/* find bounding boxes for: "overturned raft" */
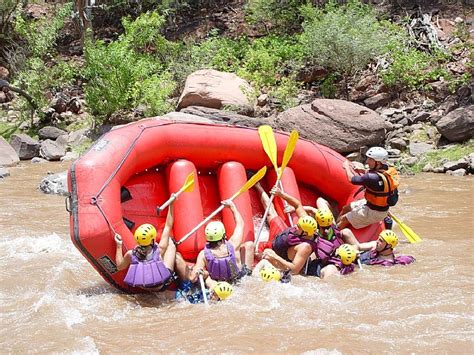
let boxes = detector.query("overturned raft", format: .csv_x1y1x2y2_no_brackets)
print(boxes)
68,119,381,292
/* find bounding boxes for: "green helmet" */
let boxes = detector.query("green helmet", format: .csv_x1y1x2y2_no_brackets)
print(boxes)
205,221,225,242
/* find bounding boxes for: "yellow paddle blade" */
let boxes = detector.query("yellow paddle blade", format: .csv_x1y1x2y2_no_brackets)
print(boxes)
389,213,422,243
230,166,267,200
258,125,278,172
277,130,299,180
181,172,195,193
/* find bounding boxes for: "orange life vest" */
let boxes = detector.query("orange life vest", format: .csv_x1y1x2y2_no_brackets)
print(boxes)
364,167,400,208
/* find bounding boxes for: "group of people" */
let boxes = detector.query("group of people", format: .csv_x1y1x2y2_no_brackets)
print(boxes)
114,147,415,303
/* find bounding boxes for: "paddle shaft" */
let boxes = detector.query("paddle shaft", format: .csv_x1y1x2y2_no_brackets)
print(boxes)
177,204,225,246
278,180,294,227
254,191,277,251
198,274,209,306
157,193,179,214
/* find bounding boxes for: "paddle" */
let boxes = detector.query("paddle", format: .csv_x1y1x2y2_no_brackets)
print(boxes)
258,126,297,226
157,172,195,214
198,273,209,306
255,128,299,249
176,166,267,246
388,212,422,243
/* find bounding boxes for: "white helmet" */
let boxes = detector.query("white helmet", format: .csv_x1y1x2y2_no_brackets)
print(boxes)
366,147,388,163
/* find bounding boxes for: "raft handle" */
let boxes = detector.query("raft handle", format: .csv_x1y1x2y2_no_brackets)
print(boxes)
65,195,71,213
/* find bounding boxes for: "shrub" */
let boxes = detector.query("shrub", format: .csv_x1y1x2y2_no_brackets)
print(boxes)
245,0,305,33
83,11,177,122
300,0,390,78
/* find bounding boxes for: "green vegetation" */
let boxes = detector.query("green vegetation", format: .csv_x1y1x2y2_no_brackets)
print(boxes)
407,139,474,173
0,0,471,145
300,1,389,80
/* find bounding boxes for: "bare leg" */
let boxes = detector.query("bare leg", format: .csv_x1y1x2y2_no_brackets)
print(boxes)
174,252,190,280
240,240,255,269
255,182,279,222
162,240,177,271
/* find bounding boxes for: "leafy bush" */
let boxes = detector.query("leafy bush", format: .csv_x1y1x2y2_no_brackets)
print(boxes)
83,11,177,121
300,0,390,78
245,0,305,33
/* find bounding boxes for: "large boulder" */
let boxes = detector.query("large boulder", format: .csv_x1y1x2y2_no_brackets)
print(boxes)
0,136,20,167
436,105,474,142
39,171,68,196
274,99,386,153
177,69,254,115
180,106,268,127
38,126,68,140
10,133,40,159
39,139,66,161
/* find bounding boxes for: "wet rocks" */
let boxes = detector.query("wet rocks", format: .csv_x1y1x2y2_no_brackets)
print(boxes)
0,136,20,167
10,134,40,160
39,171,68,196
0,167,10,178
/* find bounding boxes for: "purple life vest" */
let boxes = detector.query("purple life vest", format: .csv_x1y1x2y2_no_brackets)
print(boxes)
272,227,318,261
204,240,241,282
315,225,343,263
359,250,416,266
328,256,355,275
124,244,172,288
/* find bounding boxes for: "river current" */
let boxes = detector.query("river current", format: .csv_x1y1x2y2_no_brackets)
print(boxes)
1,162,473,353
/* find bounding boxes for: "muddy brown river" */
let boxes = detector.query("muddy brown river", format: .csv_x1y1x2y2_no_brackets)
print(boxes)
1,162,473,353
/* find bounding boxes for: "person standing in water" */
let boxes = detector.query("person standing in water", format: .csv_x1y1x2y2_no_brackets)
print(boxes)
114,204,188,291
190,200,247,292
338,147,399,230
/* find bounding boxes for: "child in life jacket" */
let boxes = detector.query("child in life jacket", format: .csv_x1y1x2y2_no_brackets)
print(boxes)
190,200,246,290
176,280,234,303
115,204,187,291
358,230,416,266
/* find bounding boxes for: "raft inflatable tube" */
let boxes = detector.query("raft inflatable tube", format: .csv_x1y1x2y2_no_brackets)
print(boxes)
68,119,382,292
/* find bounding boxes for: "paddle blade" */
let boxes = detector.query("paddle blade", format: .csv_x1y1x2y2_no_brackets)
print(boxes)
230,166,267,200
258,125,278,172
277,130,299,179
182,172,195,193
390,213,422,243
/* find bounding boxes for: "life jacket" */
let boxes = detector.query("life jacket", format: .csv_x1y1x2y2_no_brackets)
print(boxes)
364,167,400,208
204,240,241,282
327,256,355,275
124,244,172,288
272,227,318,261
315,225,343,264
359,250,415,266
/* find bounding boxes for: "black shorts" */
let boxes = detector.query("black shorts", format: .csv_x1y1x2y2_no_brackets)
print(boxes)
306,260,324,278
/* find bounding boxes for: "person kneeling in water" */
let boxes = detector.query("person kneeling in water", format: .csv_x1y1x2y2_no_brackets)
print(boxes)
357,230,415,266
190,200,247,290
115,205,187,291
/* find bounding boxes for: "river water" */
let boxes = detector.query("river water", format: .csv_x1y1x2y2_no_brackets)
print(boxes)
1,162,473,353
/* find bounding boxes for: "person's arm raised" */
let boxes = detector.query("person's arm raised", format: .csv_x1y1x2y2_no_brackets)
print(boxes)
224,200,244,250
159,204,174,254
271,186,307,218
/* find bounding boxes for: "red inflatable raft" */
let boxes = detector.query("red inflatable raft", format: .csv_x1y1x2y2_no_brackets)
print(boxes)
68,119,381,292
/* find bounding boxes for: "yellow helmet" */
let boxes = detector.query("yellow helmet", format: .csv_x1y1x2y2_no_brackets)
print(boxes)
134,224,156,246
205,221,226,242
315,209,334,227
213,281,233,300
259,266,281,282
297,216,318,236
379,230,398,249
335,244,357,265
